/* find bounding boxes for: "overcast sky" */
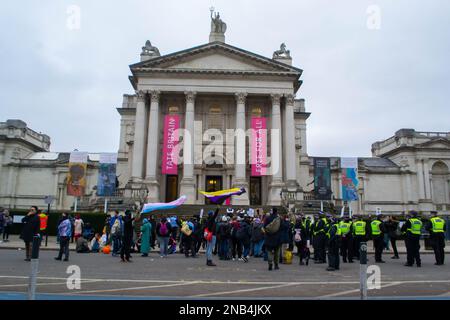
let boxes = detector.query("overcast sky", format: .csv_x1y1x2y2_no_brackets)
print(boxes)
1,0,449,157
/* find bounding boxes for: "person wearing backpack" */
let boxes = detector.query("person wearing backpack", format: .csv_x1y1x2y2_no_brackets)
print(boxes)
110,212,123,256
181,220,195,257
263,207,282,271
230,216,243,261
238,215,252,262
251,218,265,258
156,217,172,258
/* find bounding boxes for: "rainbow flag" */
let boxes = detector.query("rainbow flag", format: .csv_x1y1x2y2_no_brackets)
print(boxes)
199,187,246,205
141,195,187,213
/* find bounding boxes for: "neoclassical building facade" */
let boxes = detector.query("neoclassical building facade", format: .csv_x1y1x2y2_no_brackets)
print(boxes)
0,19,449,214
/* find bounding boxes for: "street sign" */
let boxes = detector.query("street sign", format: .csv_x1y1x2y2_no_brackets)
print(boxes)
44,195,55,205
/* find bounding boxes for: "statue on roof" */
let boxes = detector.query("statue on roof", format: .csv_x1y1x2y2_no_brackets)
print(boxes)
273,43,291,59
210,7,227,34
141,40,160,57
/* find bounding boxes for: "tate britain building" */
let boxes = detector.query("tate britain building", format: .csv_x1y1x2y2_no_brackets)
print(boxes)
1,17,449,215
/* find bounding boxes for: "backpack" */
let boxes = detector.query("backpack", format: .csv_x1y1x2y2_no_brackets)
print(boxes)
181,223,192,236
160,222,169,236
236,223,249,240
264,216,281,234
111,220,121,236
294,229,302,243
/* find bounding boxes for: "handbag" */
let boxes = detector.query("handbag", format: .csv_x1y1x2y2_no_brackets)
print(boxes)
204,228,213,241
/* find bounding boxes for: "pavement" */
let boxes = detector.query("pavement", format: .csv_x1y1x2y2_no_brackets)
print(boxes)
1,235,449,254
1,245,450,300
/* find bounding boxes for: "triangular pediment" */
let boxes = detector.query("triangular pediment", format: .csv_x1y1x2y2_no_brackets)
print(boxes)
130,42,302,75
417,138,450,149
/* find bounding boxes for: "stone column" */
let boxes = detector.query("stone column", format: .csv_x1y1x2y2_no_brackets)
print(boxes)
268,93,284,205
284,94,298,190
423,160,432,199
145,90,161,202
233,92,249,205
131,90,146,182
180,91,196,204
416,159,425,200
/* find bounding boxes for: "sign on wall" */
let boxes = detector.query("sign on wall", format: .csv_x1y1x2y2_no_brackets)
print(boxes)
162,114,180,175
67,152,88,197
97,153,118,196
341,157,359,201
251,117,267,176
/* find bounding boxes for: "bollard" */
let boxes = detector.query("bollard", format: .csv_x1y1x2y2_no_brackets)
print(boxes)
359,241,368,300
28,235,40,300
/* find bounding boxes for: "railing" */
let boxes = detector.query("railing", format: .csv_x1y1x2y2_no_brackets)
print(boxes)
303,191,316,201
417,131,449,138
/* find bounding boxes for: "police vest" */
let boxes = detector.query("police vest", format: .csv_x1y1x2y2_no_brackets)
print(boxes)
430,217,445,233
408,218,422,235
326,224,341,238
371,220,382,236
314,218,328,235
353,221,366,236
39,214,48,231
338,222,351,235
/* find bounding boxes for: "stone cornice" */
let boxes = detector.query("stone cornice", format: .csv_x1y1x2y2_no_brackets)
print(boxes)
132,68,300,77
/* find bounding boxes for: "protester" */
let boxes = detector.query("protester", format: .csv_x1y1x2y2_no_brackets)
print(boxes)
263,207,281,271
90,233,101,252
237,215,252,262
120,210,134,262
217,215,231,260
251,217,264,258
156,217,172,257
205,208,219,266
76,236,90,253
2,210,12,242
230,216,242,261
20,206,41,261
73,215,84,241
181,219,195,257
0,208,5,242
55,213,71,261
140,218,152,257
385,216,400,259
110,211,123,256
279,214,291,264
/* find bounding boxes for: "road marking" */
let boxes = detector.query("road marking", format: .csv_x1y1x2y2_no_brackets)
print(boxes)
318,281,403,298
0,280,101,288
191,283,301,297
71,281,199,294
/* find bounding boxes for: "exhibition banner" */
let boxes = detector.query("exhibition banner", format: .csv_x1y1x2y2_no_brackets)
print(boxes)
251,117,267,176
162,114,180,175
97,153,117,196
67,152,88,197
341,157,359,201
313,157,332,200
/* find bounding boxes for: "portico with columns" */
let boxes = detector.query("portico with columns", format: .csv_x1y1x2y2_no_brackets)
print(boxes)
116,14,307,206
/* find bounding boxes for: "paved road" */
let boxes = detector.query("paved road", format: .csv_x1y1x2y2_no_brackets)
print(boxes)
1,250,449,300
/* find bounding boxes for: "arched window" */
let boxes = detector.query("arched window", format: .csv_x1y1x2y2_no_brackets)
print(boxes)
431,161,449,206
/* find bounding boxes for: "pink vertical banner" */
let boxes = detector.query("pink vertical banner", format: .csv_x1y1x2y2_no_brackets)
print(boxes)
251,117,267,176
162,114,180,175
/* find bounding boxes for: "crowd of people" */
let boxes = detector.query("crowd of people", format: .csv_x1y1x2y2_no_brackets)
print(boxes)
15,206,448,270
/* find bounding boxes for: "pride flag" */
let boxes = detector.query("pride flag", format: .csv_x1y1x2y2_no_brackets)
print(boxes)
199,187,246,205
141,195,187,213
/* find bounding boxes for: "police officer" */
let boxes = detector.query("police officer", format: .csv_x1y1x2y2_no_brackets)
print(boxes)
352,214,370,260
313,212,328,264
339,216,353,263
371,213,386,263
426,211,446,265
326,217,341,271
312,214,319,262
401,211,422,267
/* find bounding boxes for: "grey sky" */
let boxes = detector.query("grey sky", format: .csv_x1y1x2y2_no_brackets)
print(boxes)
1,0,449,157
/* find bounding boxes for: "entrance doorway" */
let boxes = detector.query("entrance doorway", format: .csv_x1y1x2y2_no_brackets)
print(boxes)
205,175,223,204
250,177,262,205
165,175,178,202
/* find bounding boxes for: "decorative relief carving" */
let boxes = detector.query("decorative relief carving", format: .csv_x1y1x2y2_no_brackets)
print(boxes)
185,91,197,104
149,90,160,103
285,94,295,105
135,90,146,102
270,93,281,105
235,92,247,104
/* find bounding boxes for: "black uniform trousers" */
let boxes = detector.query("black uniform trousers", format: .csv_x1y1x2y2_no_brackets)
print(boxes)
120,236,132,261
327,241,340,270
405,235,421,266
431,233,445,265
340,235,353,262
316,233,327,263
373,235,384,262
